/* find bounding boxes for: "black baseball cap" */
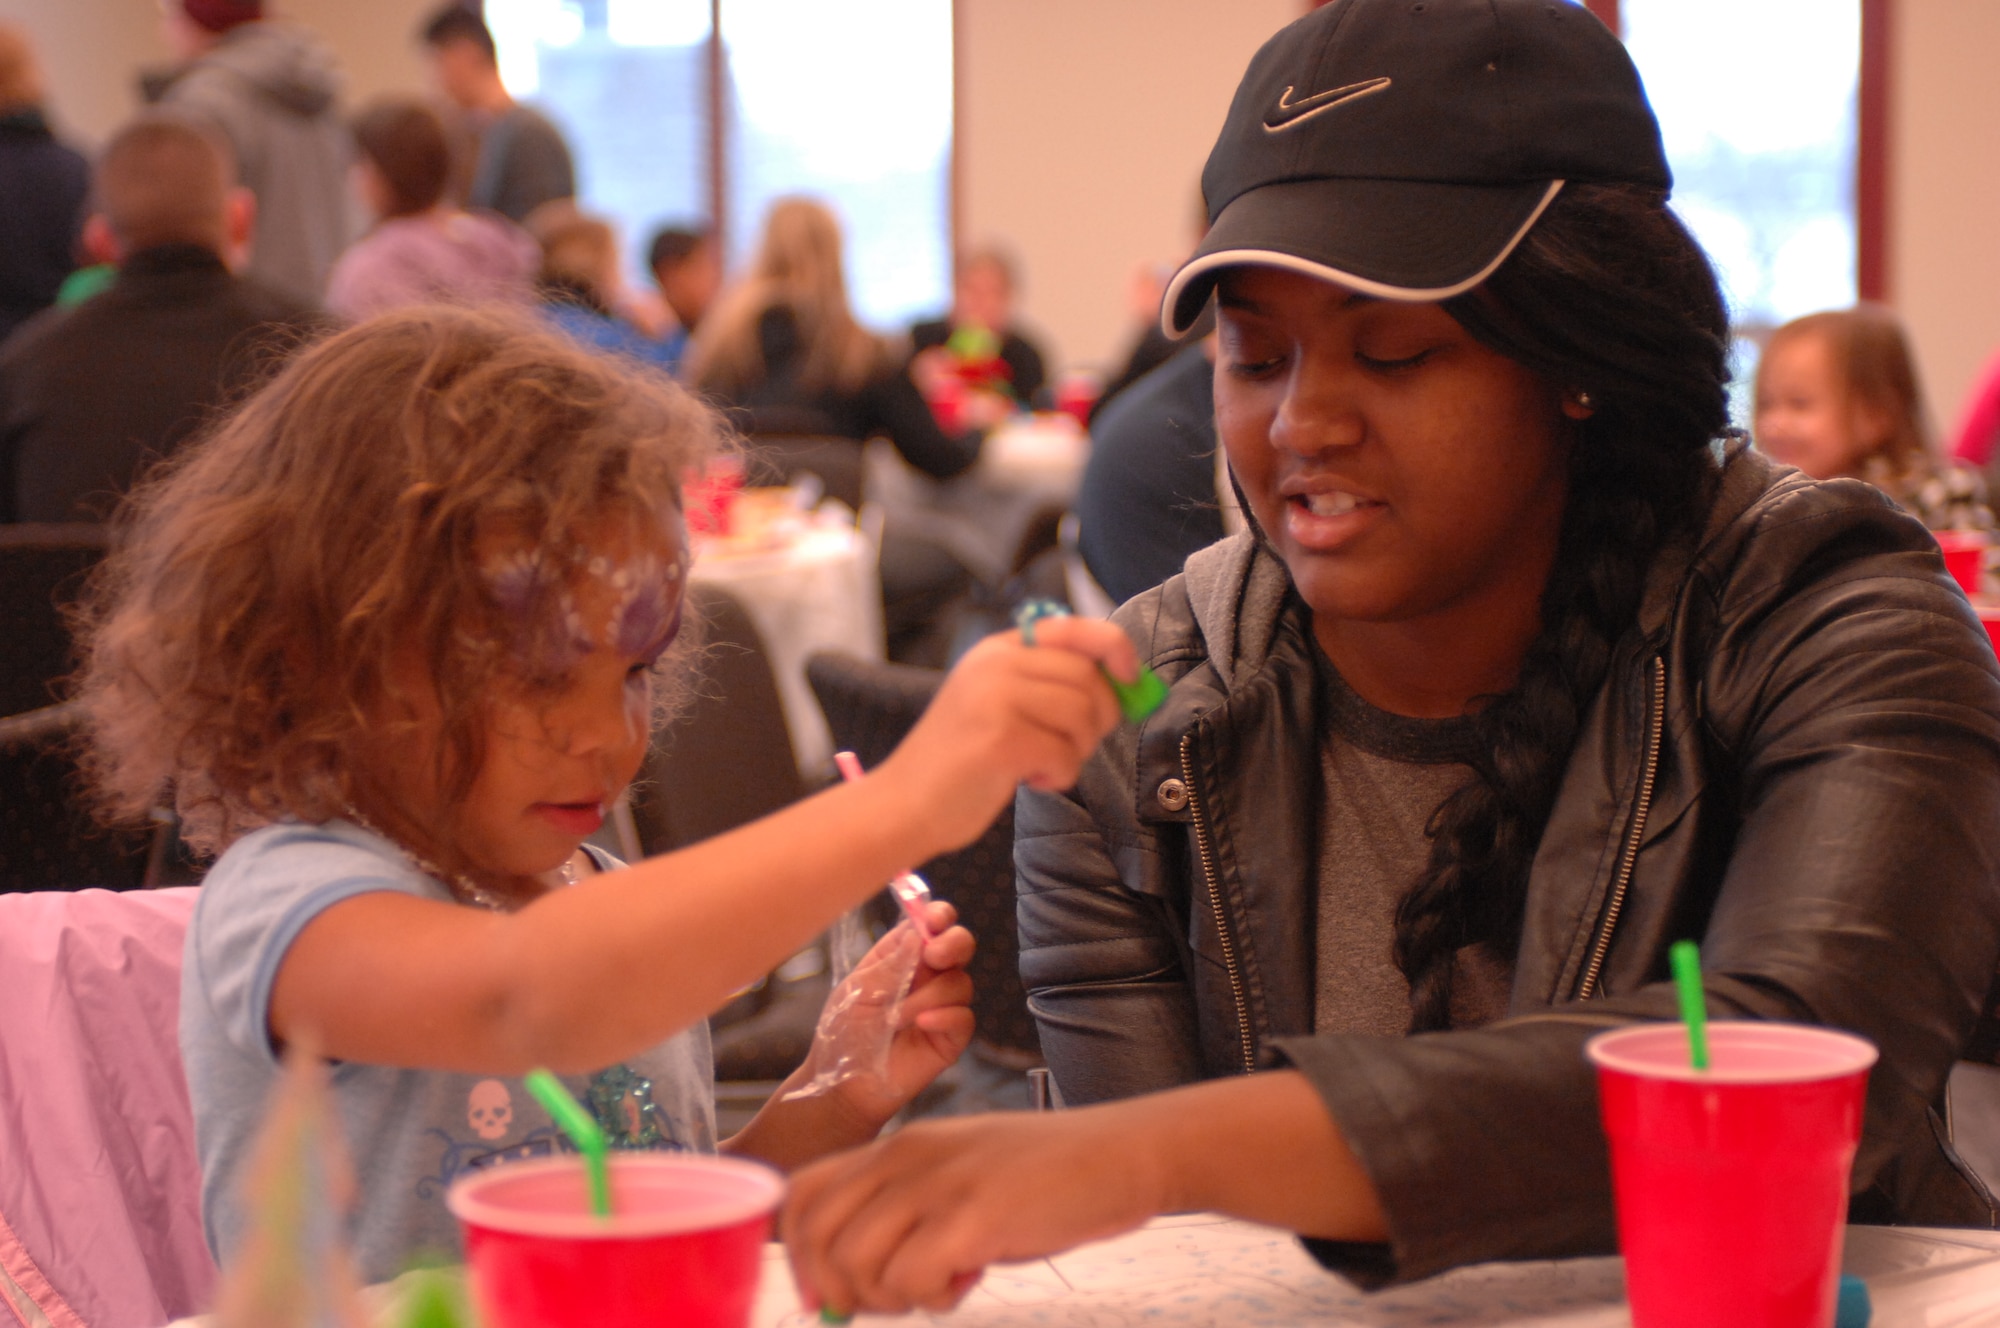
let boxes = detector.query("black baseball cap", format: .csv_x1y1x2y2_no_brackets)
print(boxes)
1163,0,1669,335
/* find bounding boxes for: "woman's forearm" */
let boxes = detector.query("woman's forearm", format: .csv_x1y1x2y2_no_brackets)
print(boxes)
1127,1070,1388,1242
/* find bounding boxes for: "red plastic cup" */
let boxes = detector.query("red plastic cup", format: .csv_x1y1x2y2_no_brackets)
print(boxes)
448,1153,784,1328
1588,1023,1876,1328
1934,529,1987,597
1979,608,2000,657
685,458,747,537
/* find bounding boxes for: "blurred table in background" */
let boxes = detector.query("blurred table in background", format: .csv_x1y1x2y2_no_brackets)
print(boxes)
867,413,1089,584
690,504,883,781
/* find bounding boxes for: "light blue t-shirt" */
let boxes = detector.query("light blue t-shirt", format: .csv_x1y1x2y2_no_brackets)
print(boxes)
181,820,716,1283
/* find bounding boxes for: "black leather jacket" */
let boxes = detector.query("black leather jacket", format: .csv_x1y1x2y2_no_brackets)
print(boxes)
1016,446,2000,1284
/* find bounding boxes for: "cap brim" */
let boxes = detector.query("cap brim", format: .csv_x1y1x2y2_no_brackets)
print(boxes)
1163,177,1564,335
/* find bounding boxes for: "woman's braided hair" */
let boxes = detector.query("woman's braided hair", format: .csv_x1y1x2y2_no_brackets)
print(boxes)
1392,183,1734,1032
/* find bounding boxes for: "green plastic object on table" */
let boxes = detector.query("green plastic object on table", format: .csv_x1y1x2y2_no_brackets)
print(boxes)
1012,599,1167,724
397,1268,472,1328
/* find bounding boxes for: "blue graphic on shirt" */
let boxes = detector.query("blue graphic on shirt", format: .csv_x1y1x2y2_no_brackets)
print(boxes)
416,1069,691,1202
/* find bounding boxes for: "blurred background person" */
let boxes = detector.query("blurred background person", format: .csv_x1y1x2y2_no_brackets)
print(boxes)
0,24,88,345
909,244,1048,408
691,196,980,477
326,97,537,322
1754,304,1993,535
1073,335,1234,607
0,115,319,524
532,205,679,371
146,0,353,306
647,222,722,362
689,196,984,662
421,4,573,225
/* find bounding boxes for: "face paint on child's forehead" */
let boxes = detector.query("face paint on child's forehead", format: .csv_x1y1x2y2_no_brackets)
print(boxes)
591,548,685,659
481,541,687,674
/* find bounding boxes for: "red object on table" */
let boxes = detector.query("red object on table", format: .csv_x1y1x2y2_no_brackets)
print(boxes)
1934,529,1987,597
1055,373,1100,428
1590,1022,1875,1328
451,1155,782,1328
685,460,745,536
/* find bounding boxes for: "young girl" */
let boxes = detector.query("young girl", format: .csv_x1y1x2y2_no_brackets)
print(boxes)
1754,304,1995,537
70,304,1134,1282
781,0,2000,1315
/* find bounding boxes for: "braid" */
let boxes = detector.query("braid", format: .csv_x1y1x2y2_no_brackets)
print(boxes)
1392,184,1730,1032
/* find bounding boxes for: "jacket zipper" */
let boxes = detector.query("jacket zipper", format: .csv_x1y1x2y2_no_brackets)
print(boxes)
1576,654,1667,1000
1181,732,1257,1074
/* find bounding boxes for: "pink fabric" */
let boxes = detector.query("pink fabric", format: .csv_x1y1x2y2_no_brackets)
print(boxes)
1951,350,2000,467
0,889,216,1328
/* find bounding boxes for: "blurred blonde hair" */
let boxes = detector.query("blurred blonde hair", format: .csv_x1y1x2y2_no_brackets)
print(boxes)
0,24,45,109
1760,304,1935,493
687,195,885,398
72,305,722,862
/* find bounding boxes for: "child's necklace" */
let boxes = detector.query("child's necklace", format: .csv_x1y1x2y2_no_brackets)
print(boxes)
340,806,579,912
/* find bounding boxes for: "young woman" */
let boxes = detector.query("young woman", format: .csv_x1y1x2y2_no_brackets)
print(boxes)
780,0,2000,1314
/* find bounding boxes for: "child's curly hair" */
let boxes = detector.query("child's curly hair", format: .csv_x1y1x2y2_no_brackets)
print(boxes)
72,305,724,858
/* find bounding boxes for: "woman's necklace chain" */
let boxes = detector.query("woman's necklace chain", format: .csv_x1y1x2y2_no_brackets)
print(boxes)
340,806,578,912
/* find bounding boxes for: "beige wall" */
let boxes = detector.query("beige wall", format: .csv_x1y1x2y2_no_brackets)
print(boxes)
955,0,1299,377
1888,1,2000,445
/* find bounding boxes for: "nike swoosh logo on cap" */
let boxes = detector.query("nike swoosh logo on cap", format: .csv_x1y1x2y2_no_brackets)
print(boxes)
1263,77,1392,132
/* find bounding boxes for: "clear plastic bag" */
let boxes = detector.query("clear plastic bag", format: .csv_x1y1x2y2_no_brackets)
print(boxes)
781,909,926,1101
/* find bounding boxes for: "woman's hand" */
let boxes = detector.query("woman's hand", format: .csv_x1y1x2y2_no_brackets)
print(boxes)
874,617,1137,863
811,901,976,1131
780,1071,1390,1316
782,1106,1166,1316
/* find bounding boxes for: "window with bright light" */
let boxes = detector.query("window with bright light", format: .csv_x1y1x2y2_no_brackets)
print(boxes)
1624,0,1859,329
482,0,953,329
1620,0,1859,420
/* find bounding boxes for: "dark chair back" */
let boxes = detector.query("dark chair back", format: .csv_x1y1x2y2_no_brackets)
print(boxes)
0,702,156,892
806,651,1042,1061
0,524,110,717
744,436,866,511
629,583,804,854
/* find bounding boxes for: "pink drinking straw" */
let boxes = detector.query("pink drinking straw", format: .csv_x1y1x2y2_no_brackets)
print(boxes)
833,750,934,939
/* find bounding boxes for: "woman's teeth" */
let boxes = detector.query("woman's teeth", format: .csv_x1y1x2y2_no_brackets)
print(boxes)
1300,491,1371,517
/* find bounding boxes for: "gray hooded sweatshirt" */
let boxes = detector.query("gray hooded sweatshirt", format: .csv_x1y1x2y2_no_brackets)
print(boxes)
153,21,354,305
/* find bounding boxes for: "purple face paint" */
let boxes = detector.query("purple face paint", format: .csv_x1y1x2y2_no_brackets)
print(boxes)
482,537,688,678
483,547,593,678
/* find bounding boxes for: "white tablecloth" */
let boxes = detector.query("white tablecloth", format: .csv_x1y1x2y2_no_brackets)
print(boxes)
864,414,1090,583
690,521,884,781
165,1214,2000,1328
750,1213,2000,1327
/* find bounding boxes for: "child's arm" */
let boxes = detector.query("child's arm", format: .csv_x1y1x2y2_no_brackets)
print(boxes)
268,618,1134,1076
723,900,976,1171
779,1071,1389,1317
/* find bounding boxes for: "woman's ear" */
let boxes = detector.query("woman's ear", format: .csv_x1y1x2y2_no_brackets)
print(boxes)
1560,389,1597,421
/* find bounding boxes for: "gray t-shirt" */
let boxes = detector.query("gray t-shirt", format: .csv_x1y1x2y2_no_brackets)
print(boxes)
468,104,575,224
181,819,715,1283
1311,652,1515,1037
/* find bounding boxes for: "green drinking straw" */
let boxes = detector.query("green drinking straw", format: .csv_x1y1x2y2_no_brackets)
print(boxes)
524,1068,612,1217
1669,939,1711,1071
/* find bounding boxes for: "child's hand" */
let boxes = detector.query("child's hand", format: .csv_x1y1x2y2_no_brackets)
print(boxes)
809,900,975,1131
781,1106,1161,1317
876,617,1139,861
